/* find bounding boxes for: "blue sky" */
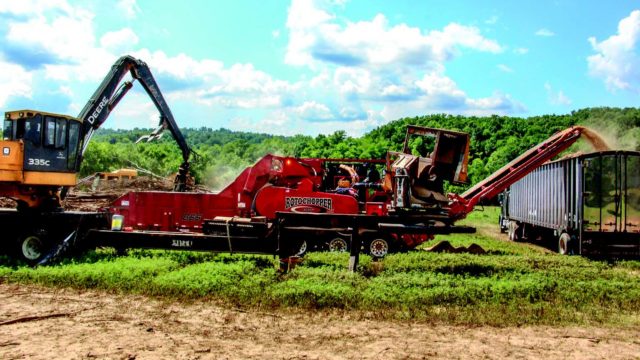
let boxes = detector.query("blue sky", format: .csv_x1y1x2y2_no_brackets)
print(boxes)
1,0,639,136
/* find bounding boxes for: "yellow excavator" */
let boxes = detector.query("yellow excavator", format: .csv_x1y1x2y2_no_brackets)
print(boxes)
0,56,193,211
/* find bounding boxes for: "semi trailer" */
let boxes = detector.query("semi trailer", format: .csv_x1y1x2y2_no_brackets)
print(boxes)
500,151,640,257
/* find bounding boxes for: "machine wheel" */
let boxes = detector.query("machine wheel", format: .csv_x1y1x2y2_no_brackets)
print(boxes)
558,233,572,255
296,240,307,256
368,238,390,258
507,221,520,241
328,237,348,252
18,233,49,264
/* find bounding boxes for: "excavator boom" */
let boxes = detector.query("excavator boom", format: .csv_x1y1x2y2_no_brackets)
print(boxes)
76,55,192,190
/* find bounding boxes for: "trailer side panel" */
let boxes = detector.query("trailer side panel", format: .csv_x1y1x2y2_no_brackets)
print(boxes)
504,151,640,257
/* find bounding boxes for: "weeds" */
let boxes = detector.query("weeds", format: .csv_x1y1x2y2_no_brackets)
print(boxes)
0,206,639,325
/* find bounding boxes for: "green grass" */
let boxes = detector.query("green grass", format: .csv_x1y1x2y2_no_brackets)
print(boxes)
1,206,639,326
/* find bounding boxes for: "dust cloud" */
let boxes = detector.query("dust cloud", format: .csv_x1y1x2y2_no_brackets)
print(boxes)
579,120,640,151
576,126,610,151
203,164,249,191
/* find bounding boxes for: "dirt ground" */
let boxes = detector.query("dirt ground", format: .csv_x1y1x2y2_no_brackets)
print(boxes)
1,284,639,360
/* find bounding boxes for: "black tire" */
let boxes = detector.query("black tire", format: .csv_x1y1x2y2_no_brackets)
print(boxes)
367,238,391,258
295,240,307,256
16,232,50,265
558,233,572,255
328,237,348,252
507,221,520,241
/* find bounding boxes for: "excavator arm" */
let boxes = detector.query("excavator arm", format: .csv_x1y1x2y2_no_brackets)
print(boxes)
448,126,609,220
76,55,192,191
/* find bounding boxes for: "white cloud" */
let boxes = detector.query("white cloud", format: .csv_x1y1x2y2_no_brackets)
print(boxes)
406,71,526,115
133,49,225,80
514,47,529,55
132,50,299,108
244,111,382,136
0,1,74,15
281,0,520,124
0,60,32,107
98,91,158,129
5,5,96,62
535,28,555,37
117,0,140,19
432,23,503,55
466,92,526,114
544,82,572,106
294,101,334,121
415,71,465,99
1,0,118,83
0,1,309,131
100,28,139,53
197,62,298,109
381,84,412,98
128,50,299,110
309,70,331,88
0,0,528,137
286,0,502,67
286,0,334,29
588,10,640,92
333,67,372,95
485,15,499,25
497,64,513,73
58,85,73,97
339,106,366,120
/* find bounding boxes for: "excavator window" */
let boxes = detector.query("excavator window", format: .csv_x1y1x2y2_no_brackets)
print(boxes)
44,116,56,147
67,121,80,170
44,116,68,149
15,118,24,139
24,115,42,145
56,118,67,149
2,119,12,140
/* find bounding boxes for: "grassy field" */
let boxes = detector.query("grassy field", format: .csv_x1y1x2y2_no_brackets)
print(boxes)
1,207,639,326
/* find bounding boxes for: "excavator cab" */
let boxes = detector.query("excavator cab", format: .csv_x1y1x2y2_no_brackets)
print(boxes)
1,110,82,187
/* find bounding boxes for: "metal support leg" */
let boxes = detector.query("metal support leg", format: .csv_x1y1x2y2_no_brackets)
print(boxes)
225,217,233,255
348,217,361,272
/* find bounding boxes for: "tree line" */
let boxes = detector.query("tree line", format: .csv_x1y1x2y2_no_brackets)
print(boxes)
82,107,640,190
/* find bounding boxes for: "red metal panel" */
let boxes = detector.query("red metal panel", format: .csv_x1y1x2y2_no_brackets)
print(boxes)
108,153,364,231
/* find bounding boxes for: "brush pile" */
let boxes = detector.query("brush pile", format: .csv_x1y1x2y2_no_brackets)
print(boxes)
62,176,177,212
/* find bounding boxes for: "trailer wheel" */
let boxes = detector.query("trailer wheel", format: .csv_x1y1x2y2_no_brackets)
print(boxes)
558,233,572,255
368,238,390,258
328,237,348,252
296,240,307,256
507,221,520,241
